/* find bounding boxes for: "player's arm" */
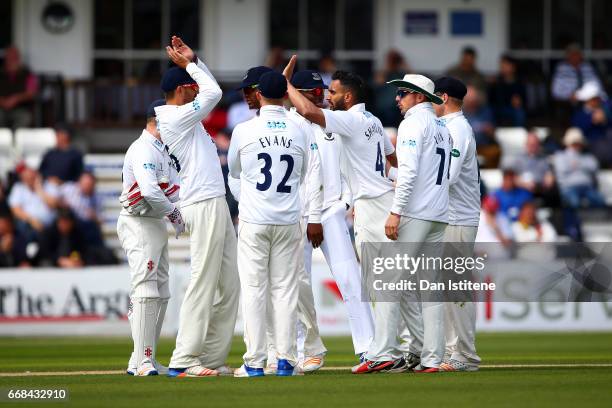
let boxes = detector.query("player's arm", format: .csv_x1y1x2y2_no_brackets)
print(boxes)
283,55,326,128
166,46,222,133
228,125,243,180
339,147,353,208
132,150,176,218
228,175,241,202
304,129,324,248
383,131,398,168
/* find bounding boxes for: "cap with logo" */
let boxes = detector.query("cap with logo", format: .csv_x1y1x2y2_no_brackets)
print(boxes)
290,70,328,89
236,66,274,90
161,67,197,93
433,77,468,100
257,71,288,99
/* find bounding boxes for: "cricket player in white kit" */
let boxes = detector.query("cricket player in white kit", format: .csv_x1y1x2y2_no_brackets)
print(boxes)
433,77,481,372
289,70,375,361
156,37,239,377
355,74,451,374
118,99,185,376
282,57,397,262
229,72,312,377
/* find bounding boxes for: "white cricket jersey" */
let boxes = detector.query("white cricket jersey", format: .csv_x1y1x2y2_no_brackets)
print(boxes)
287,109,323,223
155,59,225,208
322,103,394,201
120,130,179,218
391,102,450,223
228,105,310,225
442,111,481,227
315,127,352,210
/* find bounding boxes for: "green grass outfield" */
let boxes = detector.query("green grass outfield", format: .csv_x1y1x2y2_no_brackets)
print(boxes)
0,333,611,407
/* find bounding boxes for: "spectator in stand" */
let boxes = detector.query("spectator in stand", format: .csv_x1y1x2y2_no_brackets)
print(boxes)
265,46,287,72
553,127,606,209
463,85,499,167
445,46,487,95
60,171,104,246
39,208,86,268
373,49,411,127
39,125,84,183
552,43,603,103
494,168,533,223
551,43,604,126
0,213,30,267
0,46,39,129
512,130,559,207
475,195,513,246
512,201,558,243
488,54,527,126
8,165,60,242
571,81,612,167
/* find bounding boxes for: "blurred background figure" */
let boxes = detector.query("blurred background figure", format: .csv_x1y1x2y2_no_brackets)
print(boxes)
39,208,86,268
512,130,559,207
493,168,533,223
60,171,104,246
39,124,84,183
373,49,411,127
571,81,612,167
445,46,487,95
318,54,337,87
8,164,60,243
0,46,39,129
512,201,558,261
0,213,30,267
488,54,526,126
463,86,498,168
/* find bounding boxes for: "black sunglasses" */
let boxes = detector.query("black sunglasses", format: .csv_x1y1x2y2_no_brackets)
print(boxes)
396,89,417,98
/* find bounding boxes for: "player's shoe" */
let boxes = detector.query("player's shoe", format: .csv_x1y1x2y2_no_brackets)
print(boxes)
383,357,408,373
413,364,439,373
359,352,366,363
440,359,479,372
300,354,325,373
234,364,265,378
351,359,395,374
214,365,235,376
276,359,303,376
264,362,277,375
167,365,219,377
135,359,159,376
127,357,167,375
405,352,421,370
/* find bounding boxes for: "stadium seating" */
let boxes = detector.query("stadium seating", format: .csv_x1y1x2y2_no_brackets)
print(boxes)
14,128,56,169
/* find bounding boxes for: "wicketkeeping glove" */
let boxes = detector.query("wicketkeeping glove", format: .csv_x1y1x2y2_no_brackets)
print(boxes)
158,177,180,203
167,207,185,239
119,182,148,215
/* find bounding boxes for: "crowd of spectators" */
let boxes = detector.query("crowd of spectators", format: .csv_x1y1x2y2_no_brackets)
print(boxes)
0,125,116,268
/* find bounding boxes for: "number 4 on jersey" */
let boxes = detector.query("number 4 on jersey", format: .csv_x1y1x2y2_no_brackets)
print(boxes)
375,142,384,177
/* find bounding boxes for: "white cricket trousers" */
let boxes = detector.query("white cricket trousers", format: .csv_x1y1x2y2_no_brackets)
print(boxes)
117,215,170,367
239,221,302,368
302,202,374,355
169,196,240,369
443,225,481,367
366,217,447,368
353,191,395,259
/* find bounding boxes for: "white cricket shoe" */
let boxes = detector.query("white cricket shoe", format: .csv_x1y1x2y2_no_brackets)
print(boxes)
300,354,325,373
215,365,235,376
135,359,159,376
127,358,167,375
234,364,265,378
440,359,479,372
167,365,219,377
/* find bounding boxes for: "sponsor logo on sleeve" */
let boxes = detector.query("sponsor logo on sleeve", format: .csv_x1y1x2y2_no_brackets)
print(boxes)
451,148,460,157
143,163,156,170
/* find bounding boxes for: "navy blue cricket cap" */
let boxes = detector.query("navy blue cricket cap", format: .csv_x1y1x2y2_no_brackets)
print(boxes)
146,99,166,119
236,66,273,90
290,70,328,89
434,76,468,100
257,71,287,99
161,67,196,93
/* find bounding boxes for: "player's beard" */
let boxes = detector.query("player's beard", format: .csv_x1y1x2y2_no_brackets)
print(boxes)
333,98,347,111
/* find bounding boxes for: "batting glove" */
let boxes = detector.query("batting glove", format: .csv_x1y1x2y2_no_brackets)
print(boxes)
167,207,185,239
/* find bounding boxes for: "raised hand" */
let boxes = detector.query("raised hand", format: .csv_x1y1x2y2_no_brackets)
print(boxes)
171,35,195,62
282,55,297,81
166,46,190,69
